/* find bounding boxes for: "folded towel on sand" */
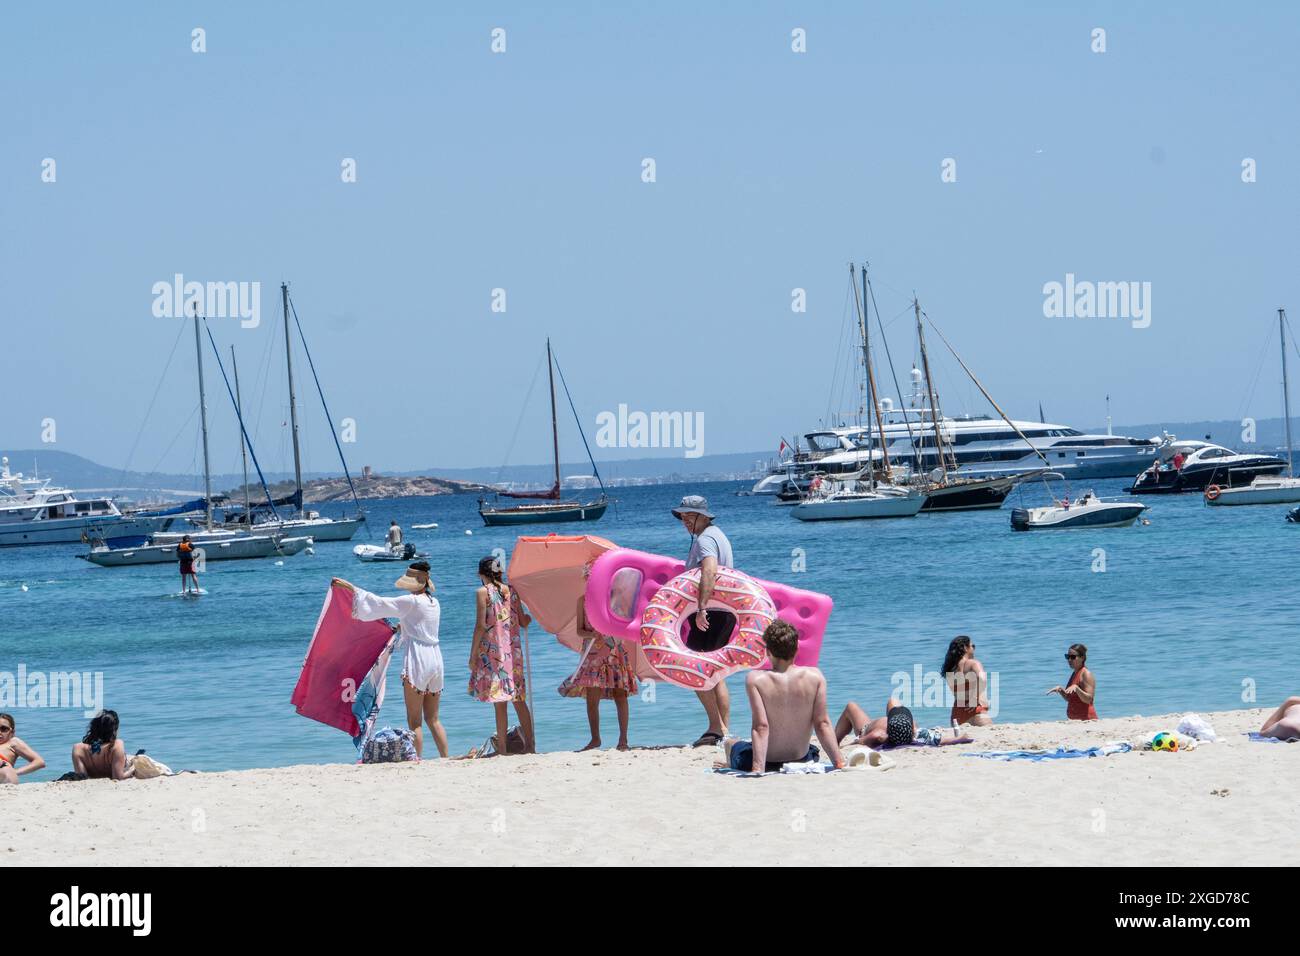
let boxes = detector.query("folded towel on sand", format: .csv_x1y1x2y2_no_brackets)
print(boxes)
964,741,1132,762
1247,732,1299,743
714,762,839,777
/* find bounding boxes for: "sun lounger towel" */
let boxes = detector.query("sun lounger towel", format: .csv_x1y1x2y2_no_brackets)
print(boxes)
713,762,840,777
1247,732,1299,743
292,581,398,748
964,741,1132,762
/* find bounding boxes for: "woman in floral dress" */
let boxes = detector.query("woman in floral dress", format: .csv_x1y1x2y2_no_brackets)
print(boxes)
468,555,535,754
559,596,638,751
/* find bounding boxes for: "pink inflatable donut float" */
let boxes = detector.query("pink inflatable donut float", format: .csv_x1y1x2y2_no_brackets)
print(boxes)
585,548,832,690
638,567,776,690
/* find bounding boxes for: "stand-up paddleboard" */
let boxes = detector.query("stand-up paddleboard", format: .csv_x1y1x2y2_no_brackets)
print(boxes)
171,588,208,599
412,523,438,530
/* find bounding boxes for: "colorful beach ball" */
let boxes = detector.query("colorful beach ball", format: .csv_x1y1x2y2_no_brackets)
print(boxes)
1151,732,1179,752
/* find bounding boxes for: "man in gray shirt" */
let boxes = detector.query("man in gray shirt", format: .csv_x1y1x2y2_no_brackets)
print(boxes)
672,494,735,747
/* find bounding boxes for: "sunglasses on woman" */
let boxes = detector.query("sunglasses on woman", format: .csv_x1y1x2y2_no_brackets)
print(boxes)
1065,653,1078,661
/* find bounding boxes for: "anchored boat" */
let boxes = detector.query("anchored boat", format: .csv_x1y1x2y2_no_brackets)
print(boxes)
1011,491,1148,531
478,339,608,527
1205,309,1300,507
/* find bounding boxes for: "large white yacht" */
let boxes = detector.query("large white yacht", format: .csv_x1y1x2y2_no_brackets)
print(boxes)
0,486,174,546
753,370,1160,492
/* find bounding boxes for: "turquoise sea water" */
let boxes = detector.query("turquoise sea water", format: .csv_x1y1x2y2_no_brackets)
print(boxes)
3,478,1297,781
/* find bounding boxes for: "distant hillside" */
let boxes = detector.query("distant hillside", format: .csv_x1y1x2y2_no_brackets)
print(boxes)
1092,417,1294,451
0,449,355,500
251,474,492,502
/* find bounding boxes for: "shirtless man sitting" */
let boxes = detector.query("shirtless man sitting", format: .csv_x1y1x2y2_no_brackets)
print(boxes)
1260,695,1300,741
834,697,917,749
724,620,844,772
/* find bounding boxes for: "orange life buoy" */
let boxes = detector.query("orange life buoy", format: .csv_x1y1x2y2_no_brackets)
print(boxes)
1205,484,1222,501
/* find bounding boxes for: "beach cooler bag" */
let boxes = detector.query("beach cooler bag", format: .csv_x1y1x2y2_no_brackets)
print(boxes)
361,727,418,763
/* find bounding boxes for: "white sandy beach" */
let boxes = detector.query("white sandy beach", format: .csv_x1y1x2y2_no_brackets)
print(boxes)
3,708,1295,866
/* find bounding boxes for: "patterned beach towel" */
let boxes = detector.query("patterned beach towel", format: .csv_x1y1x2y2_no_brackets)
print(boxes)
291,581,398,749
963,741,1132,762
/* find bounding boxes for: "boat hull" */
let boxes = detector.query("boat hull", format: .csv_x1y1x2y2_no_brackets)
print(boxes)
0,514,174,547
792,493,925,521
81,534,312,566
478,499,608,527
1011,503,1146,531
918,477,1017,512
1205,480,1300,506
1127,459,1286,494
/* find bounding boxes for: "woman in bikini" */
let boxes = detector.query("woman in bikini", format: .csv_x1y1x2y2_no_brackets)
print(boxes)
71,710,134,780
0,713,45,783
943,635,992,727
1046,643,1097,720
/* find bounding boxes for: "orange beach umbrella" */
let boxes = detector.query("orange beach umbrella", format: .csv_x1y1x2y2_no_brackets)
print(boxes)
509,534,617,653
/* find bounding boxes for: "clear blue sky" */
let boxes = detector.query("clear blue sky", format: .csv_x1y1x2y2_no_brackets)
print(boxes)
3,1,1298,477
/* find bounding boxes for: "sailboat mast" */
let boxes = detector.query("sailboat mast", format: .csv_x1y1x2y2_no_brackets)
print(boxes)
547,338,561,495
193,306,214,530
861,265,892,480
282,282,303,515
1281,308,1293,477
232,346,251,520
915,298,949,479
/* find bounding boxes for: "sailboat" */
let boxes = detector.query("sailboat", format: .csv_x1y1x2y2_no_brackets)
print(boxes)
213,283,365,540
82,309,313,567
793,264,926,522
1206,308,1300,506
478,339,609,526
898,297,1024,511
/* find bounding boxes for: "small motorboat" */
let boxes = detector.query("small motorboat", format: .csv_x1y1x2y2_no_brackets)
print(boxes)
354,542,427,562
1011,491,1148,531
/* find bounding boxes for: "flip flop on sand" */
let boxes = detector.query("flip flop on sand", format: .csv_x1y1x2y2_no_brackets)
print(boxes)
692,732,724,748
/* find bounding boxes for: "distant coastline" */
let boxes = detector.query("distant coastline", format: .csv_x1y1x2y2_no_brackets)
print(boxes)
250,474,492,503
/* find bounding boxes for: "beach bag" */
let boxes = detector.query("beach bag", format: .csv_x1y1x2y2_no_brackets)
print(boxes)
471,724,528,758
361,727,418,763
130,752,174,778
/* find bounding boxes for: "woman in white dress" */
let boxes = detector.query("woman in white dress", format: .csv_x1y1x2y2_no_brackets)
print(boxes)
335,561,448,758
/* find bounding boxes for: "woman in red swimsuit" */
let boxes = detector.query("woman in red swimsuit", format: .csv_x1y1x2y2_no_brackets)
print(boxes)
943,636,992,727
1046,643,1097,720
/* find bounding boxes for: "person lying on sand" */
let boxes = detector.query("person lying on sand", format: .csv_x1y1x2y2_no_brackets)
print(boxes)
0,713,45,783
834,698,917,749
71,710,133,780
1260,696,1300,740
722,620,844,772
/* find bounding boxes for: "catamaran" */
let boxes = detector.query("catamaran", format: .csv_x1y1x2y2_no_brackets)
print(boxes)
478,339,609,526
